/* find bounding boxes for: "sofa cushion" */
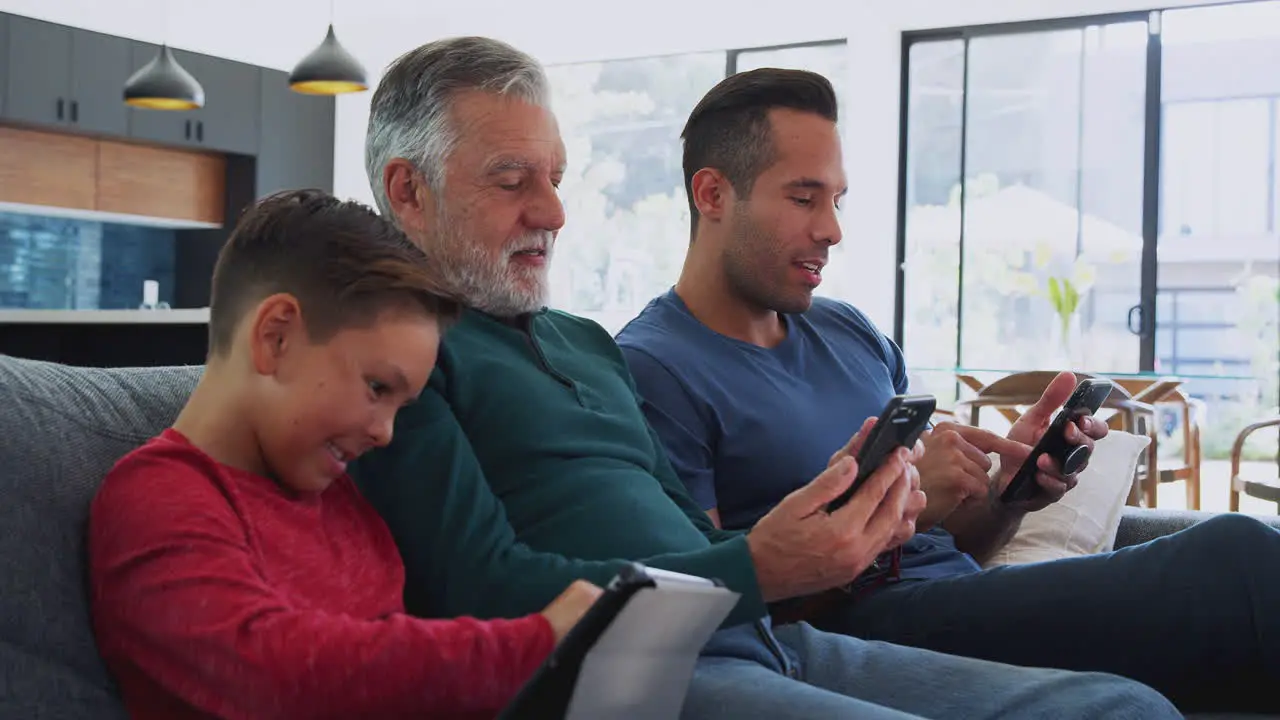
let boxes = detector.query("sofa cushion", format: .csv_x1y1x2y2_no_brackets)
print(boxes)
1115,506,1280,548
982,431,1150,567
0,354,201,717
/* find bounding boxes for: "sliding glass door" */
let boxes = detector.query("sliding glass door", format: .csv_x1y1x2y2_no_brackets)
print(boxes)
901,2,1280,493
900,19,1150,402
960,23,1148,373
1156,1,1280,462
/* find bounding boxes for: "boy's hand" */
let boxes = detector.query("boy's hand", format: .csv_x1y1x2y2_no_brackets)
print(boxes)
540,580,604,643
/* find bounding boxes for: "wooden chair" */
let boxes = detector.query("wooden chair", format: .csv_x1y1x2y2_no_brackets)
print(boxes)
953,371,1159,506
1112,378,1202,510
1229,417,1280,513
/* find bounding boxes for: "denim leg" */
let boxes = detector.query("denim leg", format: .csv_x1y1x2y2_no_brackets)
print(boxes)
679,655,927,720
771,622,1179,720
682,621,925,719
817,513,1280,712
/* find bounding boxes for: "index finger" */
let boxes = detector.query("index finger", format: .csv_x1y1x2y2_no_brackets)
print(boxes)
950,424,1029,458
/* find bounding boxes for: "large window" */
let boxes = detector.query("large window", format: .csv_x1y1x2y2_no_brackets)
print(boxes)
902,22,1148,403
546,53,725,333
899,2,1280,464
546,41,849,334
1156,1,1280,460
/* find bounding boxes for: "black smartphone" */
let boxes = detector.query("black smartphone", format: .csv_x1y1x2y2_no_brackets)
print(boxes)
999,378,1114,504
826,394,936,513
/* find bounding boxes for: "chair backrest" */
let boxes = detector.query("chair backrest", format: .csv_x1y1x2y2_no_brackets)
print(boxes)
0,354,201,718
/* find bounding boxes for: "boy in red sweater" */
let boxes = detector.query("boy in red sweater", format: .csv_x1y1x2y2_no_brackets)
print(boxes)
87,189,601,720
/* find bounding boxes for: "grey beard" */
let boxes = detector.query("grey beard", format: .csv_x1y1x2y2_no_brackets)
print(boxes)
425,225,551,317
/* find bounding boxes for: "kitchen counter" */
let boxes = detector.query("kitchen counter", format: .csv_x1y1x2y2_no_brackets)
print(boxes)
0,309,210,324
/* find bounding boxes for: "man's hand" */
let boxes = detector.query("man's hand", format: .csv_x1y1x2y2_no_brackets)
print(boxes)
827,417,927,552
539,580,604,644
914,423,1028,529
1001,370,1110,512
748,420,925,603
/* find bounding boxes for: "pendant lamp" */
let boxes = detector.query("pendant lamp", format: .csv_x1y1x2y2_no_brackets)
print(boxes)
290,22,368,95
123,44,205,110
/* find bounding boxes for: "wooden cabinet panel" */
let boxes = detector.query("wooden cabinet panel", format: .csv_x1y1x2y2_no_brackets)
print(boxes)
0,126,225,225
97,141,225,225
0,126,97,210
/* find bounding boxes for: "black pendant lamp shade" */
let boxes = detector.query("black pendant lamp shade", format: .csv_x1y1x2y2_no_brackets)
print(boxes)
289,24,368,95
123,44,205,110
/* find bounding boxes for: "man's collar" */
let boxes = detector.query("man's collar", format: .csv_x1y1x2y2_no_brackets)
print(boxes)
465,306,549,329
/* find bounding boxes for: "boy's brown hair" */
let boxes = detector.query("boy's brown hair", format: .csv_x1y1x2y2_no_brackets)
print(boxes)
206,189,459,357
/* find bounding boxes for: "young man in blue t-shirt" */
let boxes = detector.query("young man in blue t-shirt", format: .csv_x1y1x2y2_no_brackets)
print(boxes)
616,67,1280,714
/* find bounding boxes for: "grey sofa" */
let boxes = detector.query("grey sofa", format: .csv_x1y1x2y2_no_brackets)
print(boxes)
0,352,1276,718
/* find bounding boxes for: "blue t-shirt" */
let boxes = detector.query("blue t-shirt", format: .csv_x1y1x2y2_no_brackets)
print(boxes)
615,289,980,581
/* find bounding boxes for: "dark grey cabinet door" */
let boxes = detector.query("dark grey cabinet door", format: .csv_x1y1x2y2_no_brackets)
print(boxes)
5,16,72,128
0,16,9,117
183,52,259,155
126,41,199,147
69,29,130,137
255,69,334,197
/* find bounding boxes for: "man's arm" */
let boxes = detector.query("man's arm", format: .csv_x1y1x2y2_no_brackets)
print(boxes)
89,457,556,719
942,486,1028,562
943,372,1108,562
874,322,1028,558
351,385,767,628
619,346,727,531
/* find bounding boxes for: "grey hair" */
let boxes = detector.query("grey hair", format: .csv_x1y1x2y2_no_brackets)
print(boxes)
364,36,550,220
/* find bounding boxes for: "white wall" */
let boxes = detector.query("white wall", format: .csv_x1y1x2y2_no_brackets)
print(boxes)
0,0,1242,328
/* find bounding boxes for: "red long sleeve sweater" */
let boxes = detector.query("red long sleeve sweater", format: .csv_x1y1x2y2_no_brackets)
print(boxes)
87,429,555,720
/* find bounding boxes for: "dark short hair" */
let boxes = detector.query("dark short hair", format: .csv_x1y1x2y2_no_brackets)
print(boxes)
207,189,459,357
680,68,838,232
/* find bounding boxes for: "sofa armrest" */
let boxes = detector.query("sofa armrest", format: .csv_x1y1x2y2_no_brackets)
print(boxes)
1116,507,1280,549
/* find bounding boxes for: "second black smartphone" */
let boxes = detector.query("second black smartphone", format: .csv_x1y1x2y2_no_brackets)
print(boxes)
999,377,1114,504
826,394,936,513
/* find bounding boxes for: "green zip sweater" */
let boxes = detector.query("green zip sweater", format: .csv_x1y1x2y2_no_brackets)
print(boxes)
350,308,766,629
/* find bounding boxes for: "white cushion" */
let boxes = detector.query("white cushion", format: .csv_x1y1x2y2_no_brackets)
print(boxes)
982,431,1151,568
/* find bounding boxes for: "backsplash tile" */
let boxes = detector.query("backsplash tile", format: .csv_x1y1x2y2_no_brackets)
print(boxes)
0,211,175,309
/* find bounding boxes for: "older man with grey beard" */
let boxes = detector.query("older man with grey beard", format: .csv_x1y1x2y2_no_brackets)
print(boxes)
347,35,1177,720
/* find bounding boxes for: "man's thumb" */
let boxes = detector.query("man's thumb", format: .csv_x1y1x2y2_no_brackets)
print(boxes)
793,456,856,515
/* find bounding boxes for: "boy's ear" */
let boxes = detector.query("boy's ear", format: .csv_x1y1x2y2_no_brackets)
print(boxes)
247,294,304,376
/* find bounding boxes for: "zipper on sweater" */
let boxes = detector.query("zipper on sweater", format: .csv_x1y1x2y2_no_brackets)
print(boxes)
517,316,575,390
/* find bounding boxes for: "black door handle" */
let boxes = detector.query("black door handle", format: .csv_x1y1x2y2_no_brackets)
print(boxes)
196,121,203,143
56,98,64,121
185,119,192,140
1127,305,1144,336
70,100,78,123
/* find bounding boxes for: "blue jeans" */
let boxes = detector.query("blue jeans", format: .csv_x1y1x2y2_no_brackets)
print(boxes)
816,513,1280,713
680,621,1175,719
